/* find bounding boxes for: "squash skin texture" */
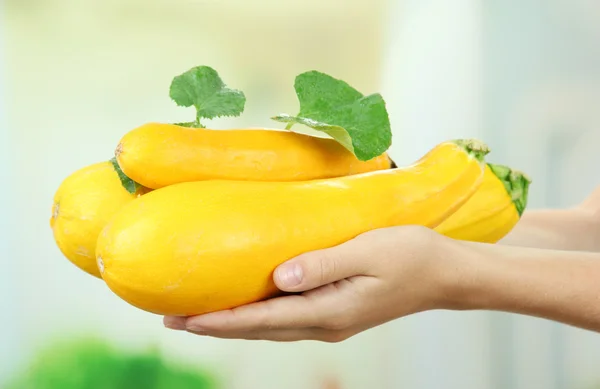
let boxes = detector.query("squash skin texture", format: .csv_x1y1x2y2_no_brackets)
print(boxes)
97,140,487,316
434,163,531,243
115,123,393,189
50,161,147,278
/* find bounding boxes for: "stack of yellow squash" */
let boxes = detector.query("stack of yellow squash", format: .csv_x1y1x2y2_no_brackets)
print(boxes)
50,123,530,316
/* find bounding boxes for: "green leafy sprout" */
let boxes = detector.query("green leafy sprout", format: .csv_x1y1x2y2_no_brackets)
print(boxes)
169,65,246,128
112,65,394,193
272,70,392,161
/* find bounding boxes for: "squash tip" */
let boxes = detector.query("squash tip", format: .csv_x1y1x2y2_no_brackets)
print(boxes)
114,143,123,159
452,139,490,163
488,163,531,217
52,202,60,220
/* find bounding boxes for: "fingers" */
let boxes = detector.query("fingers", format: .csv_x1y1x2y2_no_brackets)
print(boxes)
165,313,338,341
164,280,360,334
183,294,325,332
186,328,350,343
274,236,371,292
163,316,186,330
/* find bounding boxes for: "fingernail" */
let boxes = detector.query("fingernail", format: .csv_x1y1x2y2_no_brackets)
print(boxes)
276,263,303,288
163,316,186,331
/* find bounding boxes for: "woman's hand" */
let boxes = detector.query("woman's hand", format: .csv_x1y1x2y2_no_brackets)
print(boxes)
164,210,600,339
163,184,600,341
163,226,464,342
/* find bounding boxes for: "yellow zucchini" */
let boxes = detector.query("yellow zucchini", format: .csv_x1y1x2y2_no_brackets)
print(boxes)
50,161,148,278
96,139,488,316
115,123,394,189
435,163,531,243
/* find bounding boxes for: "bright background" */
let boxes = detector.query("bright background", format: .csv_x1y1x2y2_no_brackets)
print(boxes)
2,0,600,388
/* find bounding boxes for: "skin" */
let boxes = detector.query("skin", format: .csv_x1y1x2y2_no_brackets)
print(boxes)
163,185,600,342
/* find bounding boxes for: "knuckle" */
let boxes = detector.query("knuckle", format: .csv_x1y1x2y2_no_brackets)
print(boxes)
396,224,433,239
392,225,440,249
296,250,339,286
257,302,279,330
221,309,243,329
318,254,337,285
355,225,440,265
353,228,383,242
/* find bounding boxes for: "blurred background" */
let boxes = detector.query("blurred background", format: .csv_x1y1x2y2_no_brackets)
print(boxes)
1,0,600,388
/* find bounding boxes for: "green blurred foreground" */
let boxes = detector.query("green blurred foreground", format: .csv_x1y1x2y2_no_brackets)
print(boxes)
3,339,218,389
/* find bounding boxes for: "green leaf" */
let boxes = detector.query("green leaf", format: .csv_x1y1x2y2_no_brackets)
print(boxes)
271,70,392,161
169,65,246,128
272,114,354,152
110,158,141,194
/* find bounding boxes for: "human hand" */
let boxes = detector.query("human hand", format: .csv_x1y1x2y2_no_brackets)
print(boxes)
163,225,464,342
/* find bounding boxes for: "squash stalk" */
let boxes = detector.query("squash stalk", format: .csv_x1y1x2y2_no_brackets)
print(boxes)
488,163,531,216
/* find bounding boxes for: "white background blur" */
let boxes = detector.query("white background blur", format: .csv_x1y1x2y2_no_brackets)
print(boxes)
1,0,600,388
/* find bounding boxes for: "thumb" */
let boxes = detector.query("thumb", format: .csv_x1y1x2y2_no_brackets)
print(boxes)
273,240,368,292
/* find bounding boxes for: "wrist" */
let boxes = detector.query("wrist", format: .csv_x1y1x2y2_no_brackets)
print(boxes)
431,237,499,311
427,234,600,332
